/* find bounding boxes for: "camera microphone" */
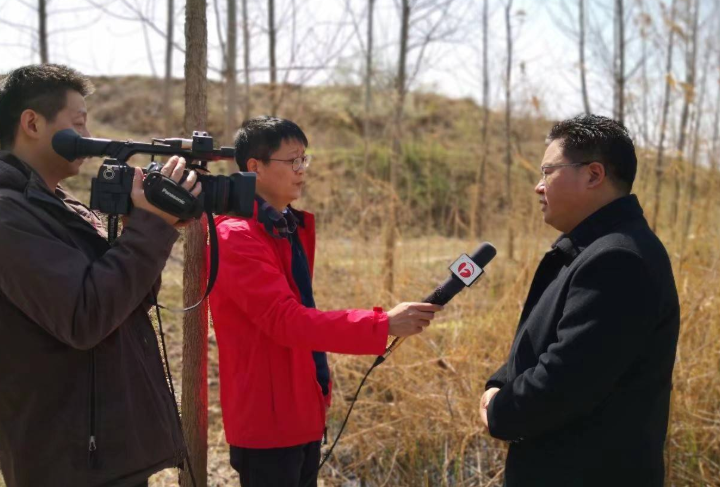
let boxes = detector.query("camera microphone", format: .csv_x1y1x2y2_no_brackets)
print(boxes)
52,129,235,164
52,129,115,161
380,242,497,361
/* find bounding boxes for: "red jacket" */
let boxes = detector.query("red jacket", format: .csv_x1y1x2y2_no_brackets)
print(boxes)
209,202,389,448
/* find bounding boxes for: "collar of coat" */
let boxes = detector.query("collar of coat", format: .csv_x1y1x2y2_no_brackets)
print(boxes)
255,195,306,239
552,194,644,262
0,151,89,212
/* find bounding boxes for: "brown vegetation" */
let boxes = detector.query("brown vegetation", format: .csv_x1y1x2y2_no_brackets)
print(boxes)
55,76,720,486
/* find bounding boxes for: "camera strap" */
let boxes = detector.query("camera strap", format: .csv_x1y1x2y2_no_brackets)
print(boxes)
156,207,219,313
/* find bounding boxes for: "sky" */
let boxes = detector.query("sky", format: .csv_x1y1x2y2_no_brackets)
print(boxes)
0,0,711,138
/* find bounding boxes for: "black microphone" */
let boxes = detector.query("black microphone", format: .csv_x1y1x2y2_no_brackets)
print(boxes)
315,242,498,474
52,129,115,162
380,242,497,360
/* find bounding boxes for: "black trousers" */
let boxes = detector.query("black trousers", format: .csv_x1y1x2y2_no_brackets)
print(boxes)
230,441,321,487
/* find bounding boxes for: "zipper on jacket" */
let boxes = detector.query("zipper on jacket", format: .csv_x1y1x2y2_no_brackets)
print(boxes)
87,348,98,468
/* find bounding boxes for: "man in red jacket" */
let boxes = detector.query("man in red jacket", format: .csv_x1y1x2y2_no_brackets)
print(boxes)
210,116,440,487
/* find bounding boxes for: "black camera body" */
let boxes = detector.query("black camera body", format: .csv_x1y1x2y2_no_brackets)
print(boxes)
55,129,256,220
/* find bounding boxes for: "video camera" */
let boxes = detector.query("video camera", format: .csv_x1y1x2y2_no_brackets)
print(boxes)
52,129,256,226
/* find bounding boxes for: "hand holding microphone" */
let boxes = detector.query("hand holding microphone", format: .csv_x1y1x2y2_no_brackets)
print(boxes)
315,242,498,475
387,302,444,337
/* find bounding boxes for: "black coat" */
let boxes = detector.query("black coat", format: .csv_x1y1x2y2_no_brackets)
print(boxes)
0,153,186,486
486,195,680,487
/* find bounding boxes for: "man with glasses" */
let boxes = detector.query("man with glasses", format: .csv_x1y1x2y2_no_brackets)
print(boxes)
209,116,442,486
480,115,679,486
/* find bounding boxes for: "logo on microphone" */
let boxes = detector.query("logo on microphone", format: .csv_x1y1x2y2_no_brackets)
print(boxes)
458,262,475,278
450,254,484,287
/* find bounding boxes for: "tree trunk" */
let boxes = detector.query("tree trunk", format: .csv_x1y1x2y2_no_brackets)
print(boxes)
671,0,699,228
681,28,709,251
383,0,410,298
651,0,677,231
268,0,278,116
38,0,48,63
242,0,251,119
613,0,624,124
181,0,209,484
641,15,649,146
361,0,376,226
579,0,590,114
164,0,175,135
470,0,490,238
226,0,238,150
504,0,514,260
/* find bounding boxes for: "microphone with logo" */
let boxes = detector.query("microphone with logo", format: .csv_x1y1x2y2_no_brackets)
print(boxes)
315,242,497,474
378,241,497,363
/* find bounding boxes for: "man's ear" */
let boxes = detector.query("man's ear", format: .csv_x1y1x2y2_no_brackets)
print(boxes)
246,157,260,173
18,109,44,141
587,161,606,188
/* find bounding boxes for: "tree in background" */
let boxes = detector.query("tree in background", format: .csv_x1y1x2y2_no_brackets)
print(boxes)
671,0,699,230
383,0,410,297
361,0,376,223
469,0,491,239
38,0,48,63
242,0,251,119
613,0,625,124
181,0,209,484
504,0,514,260
268,0,278,116
163,0,174,135
651,0,678,231
225,0,238,147
579,0,590,114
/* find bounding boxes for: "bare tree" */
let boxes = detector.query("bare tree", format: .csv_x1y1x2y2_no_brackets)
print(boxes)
682,35,710,250
651,0,678,231
226,0,238,147
613,0,625,123
504,0,514,259
470,0,490,238
361,0,376,217
38,0,48,63
579,0,590,113
242,0,251,118
384,0,410,297
268,0,278,115
639,5,650,147
163,0,174,135
671,0,699,228
181,0,209,484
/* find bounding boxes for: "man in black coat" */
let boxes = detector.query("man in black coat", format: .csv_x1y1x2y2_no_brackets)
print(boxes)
481,115,680,487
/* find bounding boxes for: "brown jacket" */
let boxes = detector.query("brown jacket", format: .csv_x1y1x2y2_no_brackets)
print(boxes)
0,152,185,486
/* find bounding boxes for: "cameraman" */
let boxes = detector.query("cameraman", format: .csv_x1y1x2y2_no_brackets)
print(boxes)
209,116,442,487
0,64,200,487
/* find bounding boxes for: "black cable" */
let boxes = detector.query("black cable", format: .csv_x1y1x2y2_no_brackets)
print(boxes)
154,297,198,487
307,355,385,486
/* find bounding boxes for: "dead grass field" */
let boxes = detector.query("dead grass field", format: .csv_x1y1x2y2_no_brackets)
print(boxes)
2,77,718,486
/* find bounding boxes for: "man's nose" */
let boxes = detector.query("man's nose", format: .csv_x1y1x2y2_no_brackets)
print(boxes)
535,179,545,195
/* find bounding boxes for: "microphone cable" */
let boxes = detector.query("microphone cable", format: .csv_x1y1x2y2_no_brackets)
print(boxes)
308,243,496,485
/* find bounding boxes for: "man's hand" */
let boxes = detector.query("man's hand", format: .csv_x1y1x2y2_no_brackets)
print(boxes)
387,302,443,337
480,387,500,430
130,156,202,226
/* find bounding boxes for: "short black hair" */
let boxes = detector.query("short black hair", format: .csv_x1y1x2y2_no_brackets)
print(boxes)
0,64,94,149
234,116,308,171
547,114,637,193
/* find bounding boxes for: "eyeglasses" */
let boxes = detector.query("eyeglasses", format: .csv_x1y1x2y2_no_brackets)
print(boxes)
540,161,594,181
268,154,312,172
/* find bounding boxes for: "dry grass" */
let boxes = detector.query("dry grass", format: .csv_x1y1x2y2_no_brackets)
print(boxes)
6,77,715,486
